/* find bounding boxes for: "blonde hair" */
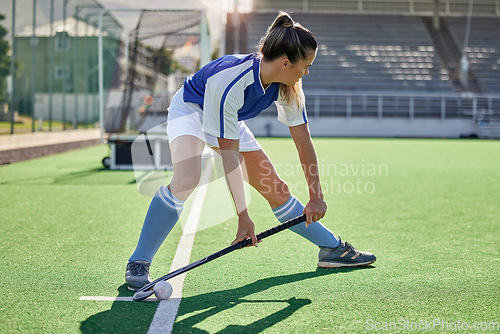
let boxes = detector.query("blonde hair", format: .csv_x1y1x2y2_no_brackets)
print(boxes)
259,12,317,110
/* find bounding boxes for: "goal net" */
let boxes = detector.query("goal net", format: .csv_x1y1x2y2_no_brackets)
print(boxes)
103,9,210,134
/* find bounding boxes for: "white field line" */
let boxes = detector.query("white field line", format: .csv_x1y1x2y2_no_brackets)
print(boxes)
147,156,212,333
80,155,214,334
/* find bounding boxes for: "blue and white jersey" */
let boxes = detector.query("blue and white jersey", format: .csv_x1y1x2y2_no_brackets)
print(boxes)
183,53,307,140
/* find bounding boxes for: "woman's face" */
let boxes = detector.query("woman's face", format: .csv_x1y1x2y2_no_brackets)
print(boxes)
281,49,317,86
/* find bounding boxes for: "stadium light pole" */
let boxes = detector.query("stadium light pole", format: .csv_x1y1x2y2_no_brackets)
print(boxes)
73,6,79,129
48,0,54,131
9,0,16,134
62,0,68,131
31,0,37,132
84,14,89,128
98,9,106,143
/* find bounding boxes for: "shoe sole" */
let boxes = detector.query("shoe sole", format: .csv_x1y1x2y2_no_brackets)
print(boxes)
317,259,376,268
127,285,139,292
126,280,151,292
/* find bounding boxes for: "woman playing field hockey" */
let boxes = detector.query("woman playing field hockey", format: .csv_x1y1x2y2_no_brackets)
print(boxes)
125,12,376,291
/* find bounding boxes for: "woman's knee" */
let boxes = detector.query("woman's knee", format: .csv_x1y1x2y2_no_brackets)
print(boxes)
179,174,201,190
168,167,202,201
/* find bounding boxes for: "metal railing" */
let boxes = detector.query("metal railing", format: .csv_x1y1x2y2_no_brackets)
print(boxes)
293,90,500,121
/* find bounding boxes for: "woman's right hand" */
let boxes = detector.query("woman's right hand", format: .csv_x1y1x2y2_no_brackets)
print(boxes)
231,210,259,247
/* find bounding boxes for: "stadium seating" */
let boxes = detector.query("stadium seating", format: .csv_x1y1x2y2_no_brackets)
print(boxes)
234,13,456,93
225,12,500,124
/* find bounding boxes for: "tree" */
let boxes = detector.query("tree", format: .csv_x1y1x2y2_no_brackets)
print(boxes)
0,13,10,101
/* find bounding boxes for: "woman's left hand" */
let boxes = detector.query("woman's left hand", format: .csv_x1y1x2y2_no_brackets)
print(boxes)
303,197,327,226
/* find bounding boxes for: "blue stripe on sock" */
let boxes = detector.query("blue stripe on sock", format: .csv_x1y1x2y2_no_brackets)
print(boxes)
272,196,297,221
157,186,184,212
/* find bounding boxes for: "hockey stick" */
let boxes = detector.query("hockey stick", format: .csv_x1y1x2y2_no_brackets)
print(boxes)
133,213,307,301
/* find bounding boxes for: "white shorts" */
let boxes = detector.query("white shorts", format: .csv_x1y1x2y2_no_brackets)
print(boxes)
167,87,262,152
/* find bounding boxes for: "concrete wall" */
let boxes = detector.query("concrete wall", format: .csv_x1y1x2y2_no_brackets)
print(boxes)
245,116,479,138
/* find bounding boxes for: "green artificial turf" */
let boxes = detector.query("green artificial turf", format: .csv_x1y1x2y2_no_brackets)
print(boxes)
0,145,182,333
175,138,500,333
0,139,499,333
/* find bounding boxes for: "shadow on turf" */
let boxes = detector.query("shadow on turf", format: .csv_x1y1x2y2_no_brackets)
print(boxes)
80,266,373,333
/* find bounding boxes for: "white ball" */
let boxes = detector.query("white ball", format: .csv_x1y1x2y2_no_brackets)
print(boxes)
153,281,173,300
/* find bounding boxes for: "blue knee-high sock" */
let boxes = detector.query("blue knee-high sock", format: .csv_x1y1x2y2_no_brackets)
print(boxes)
129,186,184,264
272,195,340,248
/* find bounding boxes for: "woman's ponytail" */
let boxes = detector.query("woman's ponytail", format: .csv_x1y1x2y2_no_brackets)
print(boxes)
269,12,294,30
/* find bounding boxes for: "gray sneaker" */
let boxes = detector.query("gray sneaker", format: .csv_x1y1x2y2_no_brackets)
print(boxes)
318,237,376,268
125,260,152,291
